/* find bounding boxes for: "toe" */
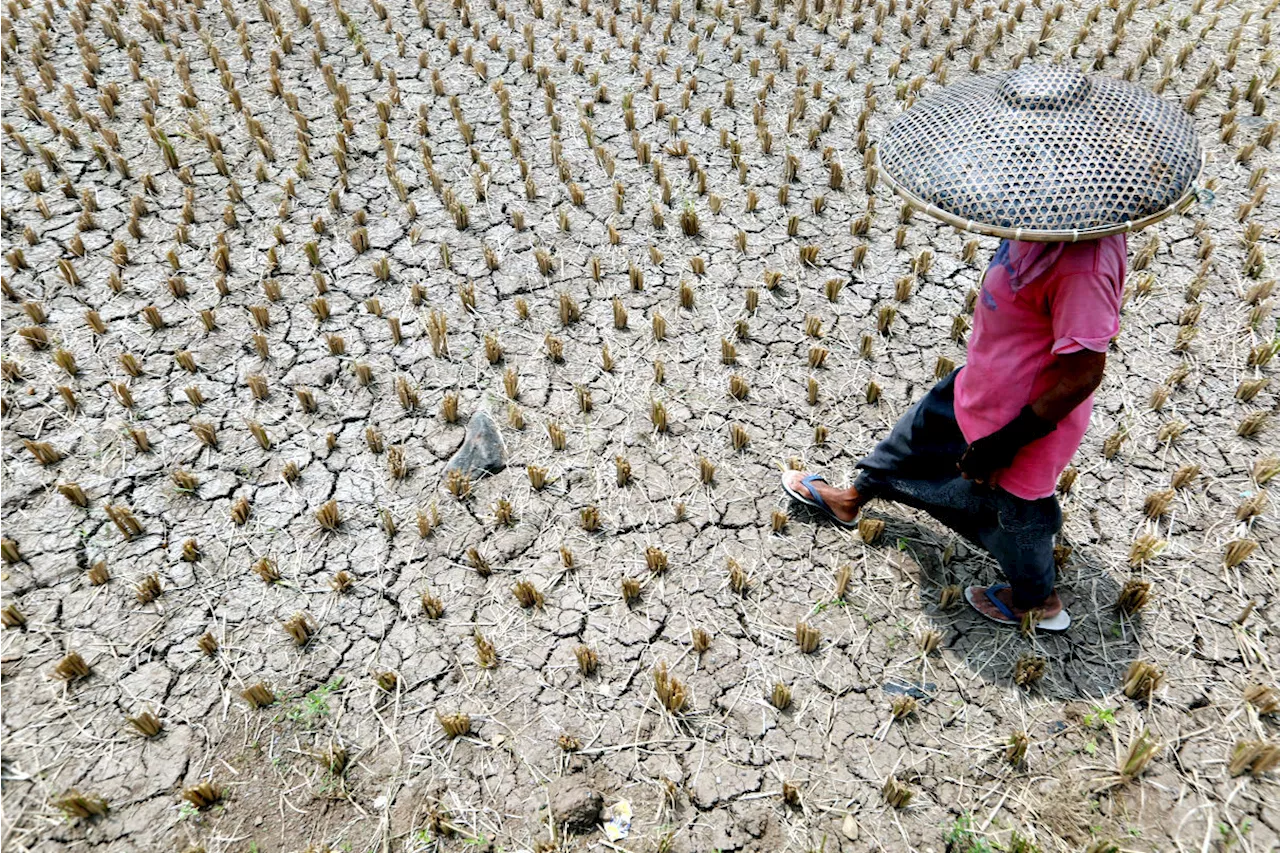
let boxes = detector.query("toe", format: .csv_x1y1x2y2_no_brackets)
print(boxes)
782,470,810,494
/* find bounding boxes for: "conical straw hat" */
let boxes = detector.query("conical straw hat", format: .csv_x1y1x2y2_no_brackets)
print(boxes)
876,65,1203,242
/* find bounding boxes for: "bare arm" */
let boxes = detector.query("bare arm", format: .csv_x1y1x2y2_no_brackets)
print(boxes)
1029,349,1107,425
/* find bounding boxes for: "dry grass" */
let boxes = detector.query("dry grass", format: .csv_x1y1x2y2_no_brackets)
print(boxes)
1122,661,1165,701
795,622,821,654
439,713,472,739
882,777,913,809
653,661,688,713
182,782,222,810
52,791,109,820
1013,655,1046,690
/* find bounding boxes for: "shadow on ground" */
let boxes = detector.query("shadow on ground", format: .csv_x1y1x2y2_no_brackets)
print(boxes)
809,502,1143,700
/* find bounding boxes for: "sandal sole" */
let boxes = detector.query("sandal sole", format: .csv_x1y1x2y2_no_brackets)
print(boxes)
964,586,1071,633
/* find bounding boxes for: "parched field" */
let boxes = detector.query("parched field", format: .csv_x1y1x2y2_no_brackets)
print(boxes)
1,0,1277,846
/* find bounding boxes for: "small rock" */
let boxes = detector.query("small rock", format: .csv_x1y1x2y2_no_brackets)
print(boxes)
841,813,860,841
549,778,602,834
444,411,506,478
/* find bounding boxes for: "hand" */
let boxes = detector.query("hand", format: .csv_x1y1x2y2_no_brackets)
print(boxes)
957,435,1019,483
957,405,1056,483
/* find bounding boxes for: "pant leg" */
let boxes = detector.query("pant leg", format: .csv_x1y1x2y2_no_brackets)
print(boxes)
850,368,1061,604
854,370,991,543
855,370,967,487
976,490,1062,608
865,474,993,547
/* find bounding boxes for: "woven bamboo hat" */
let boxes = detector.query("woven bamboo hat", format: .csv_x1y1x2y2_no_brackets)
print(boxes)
877,65,1203,242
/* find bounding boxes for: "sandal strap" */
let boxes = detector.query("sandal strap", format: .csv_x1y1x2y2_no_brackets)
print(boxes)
799,474,834,516
983,585,1018,622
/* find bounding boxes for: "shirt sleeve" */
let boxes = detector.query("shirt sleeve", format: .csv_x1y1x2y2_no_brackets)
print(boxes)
1048,272,1123,355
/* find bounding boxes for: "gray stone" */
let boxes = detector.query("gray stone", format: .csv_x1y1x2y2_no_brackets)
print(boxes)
549,778,602,833
444,411,506,478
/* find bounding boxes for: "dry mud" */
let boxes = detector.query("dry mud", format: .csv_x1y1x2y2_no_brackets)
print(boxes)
1,0,1277,847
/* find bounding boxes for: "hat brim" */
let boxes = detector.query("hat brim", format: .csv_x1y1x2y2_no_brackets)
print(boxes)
874,66,1204,241
877,147,1205,243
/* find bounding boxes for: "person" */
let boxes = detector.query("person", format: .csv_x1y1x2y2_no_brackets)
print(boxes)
781,65,1201,632
782,236,1126,632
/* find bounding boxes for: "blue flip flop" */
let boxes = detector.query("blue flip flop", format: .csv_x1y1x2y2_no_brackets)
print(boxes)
780,472,861,529
964,584,1071,632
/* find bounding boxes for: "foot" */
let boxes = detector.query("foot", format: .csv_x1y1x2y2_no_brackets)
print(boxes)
781,470,866,524
968,585,1064,622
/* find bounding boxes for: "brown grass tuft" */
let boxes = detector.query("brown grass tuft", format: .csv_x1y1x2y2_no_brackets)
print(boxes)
621,577,641,605
1,539,20,564
1013,655,1046,689
728,558,750,596
1235,491,1268,521
254,558,281,584
439,712,472,738
1,605,26,630
474,632,499,668
54,651,91,681
57,483,88,508
653,660,688,713
1171,463,1200,489
770,681,792,710
182,782,222,810
1143,489,1174,518
1118,729,1160,781
1228,740,1280,777
1243,684,1279,716
1128,533,1164,567
189,417,217,445
127,711,163,738
645,546,669,573
512,580,544,609
771,510,788,533
575,644,599,676
322,745,349,776
135,573,162,604
882,777,912,808
230,496,251,525
795,621,821,653
1006,731,1029,766
1224,538,1257,568
23,440,61,466
891,695,918,720
53,791,109,820
316,499,341,530
1117,579,1152,615
283,613,314,646
1123,660,1164,700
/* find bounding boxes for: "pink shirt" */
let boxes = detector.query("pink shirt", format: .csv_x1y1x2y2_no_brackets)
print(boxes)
954,236,1127,500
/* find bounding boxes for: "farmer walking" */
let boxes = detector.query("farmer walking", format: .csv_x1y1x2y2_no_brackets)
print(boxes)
782,65,1203,632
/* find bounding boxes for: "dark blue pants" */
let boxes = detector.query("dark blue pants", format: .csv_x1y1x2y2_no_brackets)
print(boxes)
853,371,1061,608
